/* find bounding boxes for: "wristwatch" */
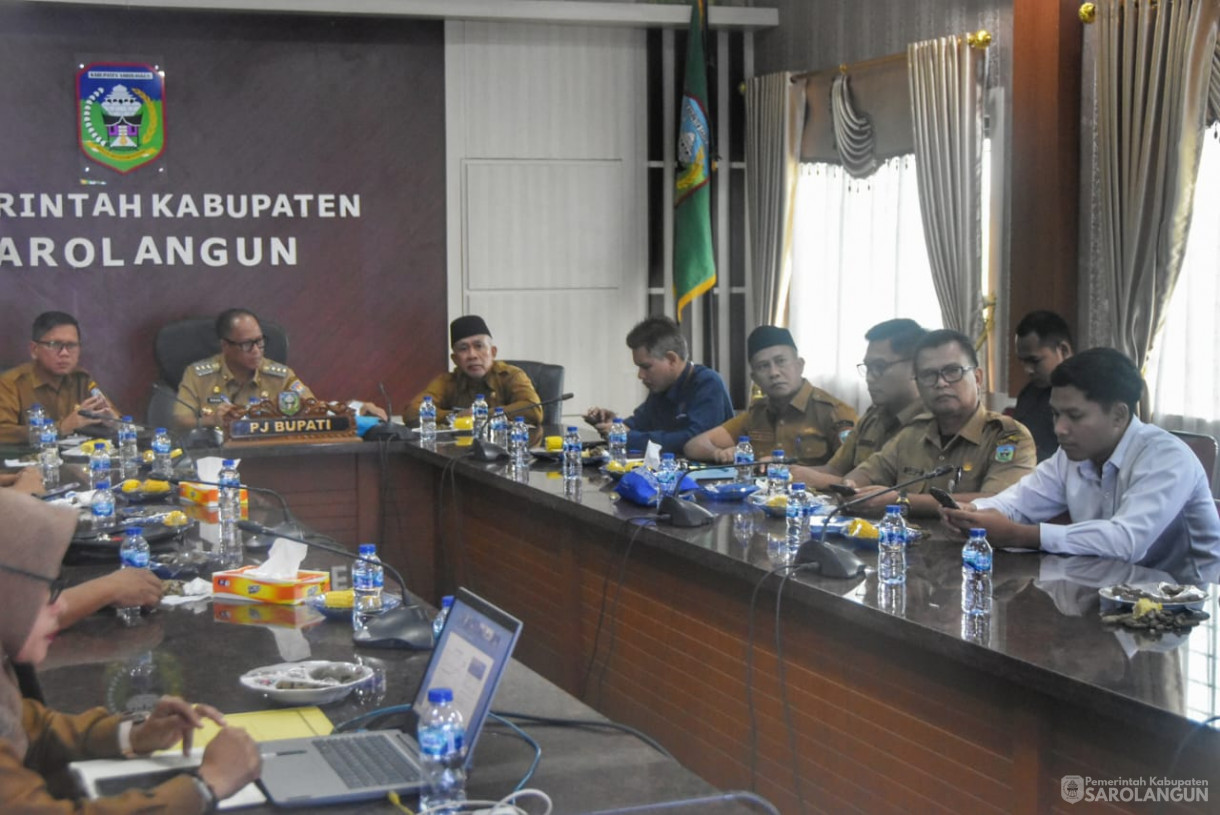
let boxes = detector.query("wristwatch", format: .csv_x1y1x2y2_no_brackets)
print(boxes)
186,769,219,814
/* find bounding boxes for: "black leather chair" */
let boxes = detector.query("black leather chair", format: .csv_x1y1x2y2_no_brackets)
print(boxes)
503,359,565,426
146,317,288,427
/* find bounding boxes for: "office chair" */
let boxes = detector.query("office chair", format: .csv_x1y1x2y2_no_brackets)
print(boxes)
503,359,565,425
146,317,289,427
1170,430,1218,490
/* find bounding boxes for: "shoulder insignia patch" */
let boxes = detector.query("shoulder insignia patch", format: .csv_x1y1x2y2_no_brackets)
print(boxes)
261,361,289,378
289,379,306,394
192,360,220,376
995,444,1015,463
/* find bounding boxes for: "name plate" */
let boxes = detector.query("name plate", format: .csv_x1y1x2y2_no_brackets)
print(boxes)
229,416,353,439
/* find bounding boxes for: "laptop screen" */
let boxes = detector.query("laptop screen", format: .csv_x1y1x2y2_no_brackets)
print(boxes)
412,587,522,763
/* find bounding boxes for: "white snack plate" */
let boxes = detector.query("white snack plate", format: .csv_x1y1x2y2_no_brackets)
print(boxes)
239,660,373,704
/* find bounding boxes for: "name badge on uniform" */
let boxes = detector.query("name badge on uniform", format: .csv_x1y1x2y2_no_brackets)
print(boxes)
207,394,227,405
995,444,1015,463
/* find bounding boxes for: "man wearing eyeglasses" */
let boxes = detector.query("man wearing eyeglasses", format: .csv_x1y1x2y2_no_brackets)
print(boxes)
791,319,927,490
684,325,857,465
0,311,118,444
843,328,1035,516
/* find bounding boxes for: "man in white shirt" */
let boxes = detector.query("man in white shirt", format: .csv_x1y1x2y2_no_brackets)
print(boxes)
944,347,1220,583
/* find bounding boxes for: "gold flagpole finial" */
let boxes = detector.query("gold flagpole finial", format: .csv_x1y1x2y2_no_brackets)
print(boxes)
966,29,993,49
1079,3,1097,24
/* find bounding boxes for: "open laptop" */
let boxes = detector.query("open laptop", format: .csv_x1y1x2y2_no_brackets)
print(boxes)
256,587,522,807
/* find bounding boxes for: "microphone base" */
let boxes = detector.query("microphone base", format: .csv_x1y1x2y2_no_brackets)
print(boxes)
795,538,866,579
469,439,510,461
659,495,715,527
363,422,413,442
352,604,435,650
184,427,222,449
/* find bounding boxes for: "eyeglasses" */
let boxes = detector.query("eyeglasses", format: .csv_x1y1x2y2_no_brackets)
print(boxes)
223,336,266,353
0,562,66,604
857,359,910,379
914,365,976,388
34,340,81,354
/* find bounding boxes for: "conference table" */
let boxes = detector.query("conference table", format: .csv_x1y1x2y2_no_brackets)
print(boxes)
211,434,1220,815
33,470,769,814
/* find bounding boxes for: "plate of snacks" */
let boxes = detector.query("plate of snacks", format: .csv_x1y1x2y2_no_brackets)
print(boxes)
240,661,374,704
117,478,175,503
305,589,402,622
1098,582,1208,612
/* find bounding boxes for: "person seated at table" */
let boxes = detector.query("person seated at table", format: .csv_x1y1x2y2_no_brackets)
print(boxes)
583,316,733,455
0,312,119,445
684,325,857,466
1012,309,1074,461
944,348,1220,583
0,490,261,811
842,328,1036,516
791,318,927,490
175,308,388,430
404,315,543,426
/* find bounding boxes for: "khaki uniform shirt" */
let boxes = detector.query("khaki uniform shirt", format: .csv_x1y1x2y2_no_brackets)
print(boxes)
175,354,312,429
0,362,113,444
851,402,1036,495
824,400,926,475
405,360,543,427
719,380,857,466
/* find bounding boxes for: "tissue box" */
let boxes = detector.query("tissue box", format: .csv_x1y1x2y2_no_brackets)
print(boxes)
211,566,329,605
179,482,249,508
213,600,322,628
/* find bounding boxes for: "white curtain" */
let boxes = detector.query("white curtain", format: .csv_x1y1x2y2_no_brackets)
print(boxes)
788,159,943,413
744,72,806,328
1147,123,1220,449
907,35,986,341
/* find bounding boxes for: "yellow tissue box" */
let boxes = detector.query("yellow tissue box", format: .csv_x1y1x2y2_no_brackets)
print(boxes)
211,566,329,605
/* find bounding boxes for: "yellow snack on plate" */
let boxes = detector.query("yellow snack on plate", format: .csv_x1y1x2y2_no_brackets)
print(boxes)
765,493,788,509
1133,597,1163,618
545,435,563,452
170,448,183,459
163,510,189,528
845,519,879,540
142,479,171,494
323,590,354,610
453,415,474,431
120,479,142,493
80,439,112,454
605,459,643,474
142,450,155,463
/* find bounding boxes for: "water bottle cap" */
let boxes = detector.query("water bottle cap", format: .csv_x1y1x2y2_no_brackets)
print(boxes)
441,595,454,609
790,482,806,491
612,418,623,425
155,427,167,434
566,426,578,433
222,459,236,467
661,452,675,460
494,407,505,414
358,543,377,555
970,528,987,537
126,527,141,537
423,395,432,402
886,504,903,513
427,687,454,704
122,415,133,422
475,394,485,400
771,449,784,458
31,403,41,409
95,480,110,490
514,416,525,423
738,437,750,443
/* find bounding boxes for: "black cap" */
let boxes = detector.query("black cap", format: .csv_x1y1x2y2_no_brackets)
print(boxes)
450,315,492,347
747,325,797,360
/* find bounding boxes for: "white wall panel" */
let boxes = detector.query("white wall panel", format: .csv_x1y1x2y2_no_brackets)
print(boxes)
448,20,647,420
465,160,624,290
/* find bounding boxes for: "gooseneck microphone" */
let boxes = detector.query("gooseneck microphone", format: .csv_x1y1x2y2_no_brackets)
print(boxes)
363,382,412,442
152,382,222,449
469,393,575,461
237,520,434,650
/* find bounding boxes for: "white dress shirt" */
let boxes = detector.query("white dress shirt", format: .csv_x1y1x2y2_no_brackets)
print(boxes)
974,416,1220,583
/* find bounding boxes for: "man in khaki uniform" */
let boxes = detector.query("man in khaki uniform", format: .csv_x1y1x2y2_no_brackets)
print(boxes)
0,312,118,444
844,328,1035,516
403,315,543,426
793,319,927,489
684,325,857,466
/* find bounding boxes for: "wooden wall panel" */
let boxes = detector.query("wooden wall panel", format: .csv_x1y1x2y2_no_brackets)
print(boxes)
0,4,447,419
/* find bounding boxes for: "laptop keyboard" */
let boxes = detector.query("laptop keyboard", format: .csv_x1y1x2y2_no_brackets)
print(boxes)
314,734,420,790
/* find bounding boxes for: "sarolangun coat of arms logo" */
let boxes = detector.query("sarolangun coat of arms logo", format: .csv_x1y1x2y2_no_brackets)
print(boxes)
77,63,165,174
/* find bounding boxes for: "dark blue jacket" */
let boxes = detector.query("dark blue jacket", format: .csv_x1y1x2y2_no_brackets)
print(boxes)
624,363,734,454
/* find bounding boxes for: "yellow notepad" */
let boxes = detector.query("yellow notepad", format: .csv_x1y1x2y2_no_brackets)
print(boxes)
156,706,333,753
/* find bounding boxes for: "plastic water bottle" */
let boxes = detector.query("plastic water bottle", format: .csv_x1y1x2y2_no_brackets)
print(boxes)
562,426,582,485
432,595,454,642
419,396,437,443
150,427,172,479
490,407,509,449
26,404,45,447
118,416,140,480
88,441,112,489
734,437,754,485
767,449,789,496
785,482,811,555
39,420,60,490
608,418,628,467
218,459,241,564
877,504,908,585
352,543,384,632
961,528,993,616
417,687,467,814
471,394,489,439
656,452,680,501
118,527,150,625
90,479,114,529
510,417,530,469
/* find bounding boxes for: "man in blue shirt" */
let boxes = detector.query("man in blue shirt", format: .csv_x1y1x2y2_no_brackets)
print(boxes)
945,348,1220,583
583,316,734,454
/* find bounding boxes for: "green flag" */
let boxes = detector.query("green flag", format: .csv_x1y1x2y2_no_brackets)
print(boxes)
674,0,715,322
